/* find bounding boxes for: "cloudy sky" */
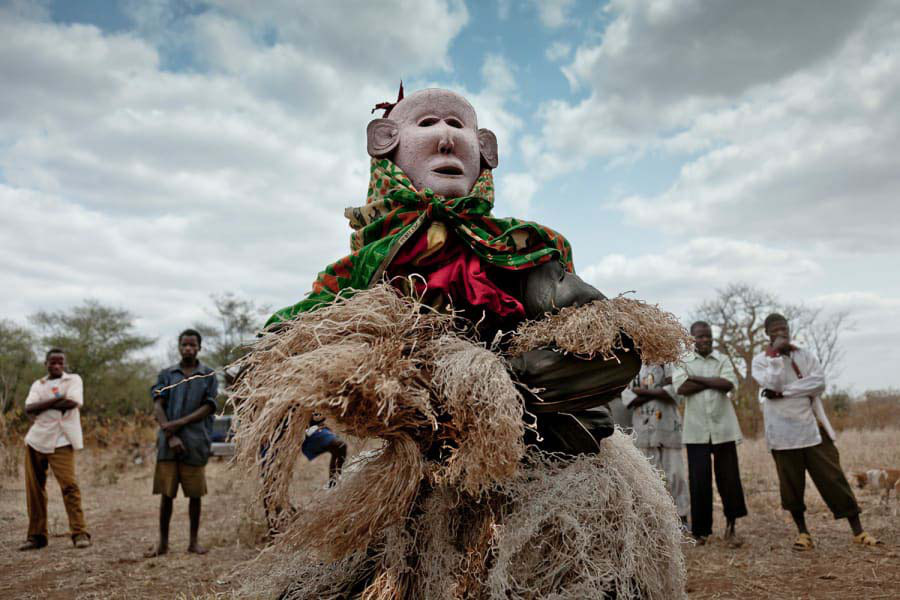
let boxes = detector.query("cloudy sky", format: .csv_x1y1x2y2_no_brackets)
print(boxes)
2,0,898,392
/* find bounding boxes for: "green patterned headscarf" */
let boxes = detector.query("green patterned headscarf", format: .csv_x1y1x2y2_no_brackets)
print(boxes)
267,158,573,326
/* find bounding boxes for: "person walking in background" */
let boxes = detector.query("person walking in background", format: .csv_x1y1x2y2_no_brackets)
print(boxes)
622,363,689,526
752,313,879,551
674,321,747,546
302,414,347,488
19,348,91,550
146,329,219,557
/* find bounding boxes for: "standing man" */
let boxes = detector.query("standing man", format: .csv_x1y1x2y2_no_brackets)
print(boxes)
19,348,91,550
674,321,747,545
752,313,878,550
147,329,218,557
622,363,689,526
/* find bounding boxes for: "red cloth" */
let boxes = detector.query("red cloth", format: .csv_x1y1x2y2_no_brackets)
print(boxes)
389,230,525,318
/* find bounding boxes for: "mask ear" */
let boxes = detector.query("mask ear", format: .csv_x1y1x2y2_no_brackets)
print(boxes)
478,128,498,169
367,118,400,158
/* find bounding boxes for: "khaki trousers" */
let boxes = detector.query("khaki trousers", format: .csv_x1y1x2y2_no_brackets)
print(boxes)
25,444,89,541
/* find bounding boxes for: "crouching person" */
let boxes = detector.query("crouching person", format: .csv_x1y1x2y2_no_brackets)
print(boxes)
146,329,218,557
20,348,91,550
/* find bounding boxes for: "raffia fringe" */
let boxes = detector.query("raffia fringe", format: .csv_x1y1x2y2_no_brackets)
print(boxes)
509,296,694,363
241,432,686,600
229,284,524,559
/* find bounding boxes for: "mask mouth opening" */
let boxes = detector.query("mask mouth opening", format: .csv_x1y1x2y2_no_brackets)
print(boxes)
433,165,463,176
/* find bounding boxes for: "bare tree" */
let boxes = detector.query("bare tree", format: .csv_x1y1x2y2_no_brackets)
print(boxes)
194,292,269,369
692,283,851,411
798,308,852,380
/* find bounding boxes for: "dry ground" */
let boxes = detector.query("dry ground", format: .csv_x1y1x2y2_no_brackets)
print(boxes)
0,428,897,599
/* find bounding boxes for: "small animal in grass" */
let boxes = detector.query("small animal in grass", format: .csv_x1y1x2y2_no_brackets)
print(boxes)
852,468,900,509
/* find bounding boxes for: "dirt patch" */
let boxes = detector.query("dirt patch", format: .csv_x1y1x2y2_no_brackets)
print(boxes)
0,441,328,600
684,428,900,599
0,428,897,599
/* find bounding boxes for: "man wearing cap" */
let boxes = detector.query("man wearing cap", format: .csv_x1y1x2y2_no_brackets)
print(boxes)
752,313,878,550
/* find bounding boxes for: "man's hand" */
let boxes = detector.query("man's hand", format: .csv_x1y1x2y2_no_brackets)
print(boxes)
629,394,654,408
160,419,182,435
168,435,186,454
771,336,792,355
762,388,784,399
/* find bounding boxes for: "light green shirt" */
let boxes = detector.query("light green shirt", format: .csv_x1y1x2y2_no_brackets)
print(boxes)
672,351,742,445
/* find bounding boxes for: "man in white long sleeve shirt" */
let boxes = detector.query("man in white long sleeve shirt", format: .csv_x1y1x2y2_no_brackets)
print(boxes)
751,313,878,550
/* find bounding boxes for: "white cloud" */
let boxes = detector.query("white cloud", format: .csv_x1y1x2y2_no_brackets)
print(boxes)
545,41,572,62
531,0,900,254
580,237,823,309
533,0,576,29
0,1,471,347
496,172,538,216
497,0,511,20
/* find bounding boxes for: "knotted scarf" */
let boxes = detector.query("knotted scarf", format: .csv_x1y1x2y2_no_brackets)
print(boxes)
267,158,573,326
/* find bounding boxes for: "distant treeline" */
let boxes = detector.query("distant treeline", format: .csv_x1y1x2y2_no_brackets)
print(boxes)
0,294,267,419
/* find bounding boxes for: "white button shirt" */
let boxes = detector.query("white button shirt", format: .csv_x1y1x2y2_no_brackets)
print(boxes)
672,351,742,445
751,347,835,451
24,372,84,454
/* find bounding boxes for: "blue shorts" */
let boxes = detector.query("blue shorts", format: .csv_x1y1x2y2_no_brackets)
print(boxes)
301,427,338,460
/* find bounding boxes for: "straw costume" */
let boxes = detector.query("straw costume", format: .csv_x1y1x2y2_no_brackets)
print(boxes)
232,88,690,599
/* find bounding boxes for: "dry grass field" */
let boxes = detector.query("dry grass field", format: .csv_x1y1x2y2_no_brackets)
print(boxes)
0,427,897,599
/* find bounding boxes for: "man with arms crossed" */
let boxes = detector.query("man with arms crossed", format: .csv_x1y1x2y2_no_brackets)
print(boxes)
752,313,878,550
622,363,689,526
19,348,91,550
674,322,747,546
147,329,218,556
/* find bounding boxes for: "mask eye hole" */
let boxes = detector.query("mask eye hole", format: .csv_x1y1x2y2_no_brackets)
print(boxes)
446,118,463,129
418,117,439,127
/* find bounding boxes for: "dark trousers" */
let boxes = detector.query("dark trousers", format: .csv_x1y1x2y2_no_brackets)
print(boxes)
771,429,859,519
686,441,748,538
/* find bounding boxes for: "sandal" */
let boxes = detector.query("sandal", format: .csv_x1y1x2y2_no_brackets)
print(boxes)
792,532,814,551
853,531,881,546
18,537,47,551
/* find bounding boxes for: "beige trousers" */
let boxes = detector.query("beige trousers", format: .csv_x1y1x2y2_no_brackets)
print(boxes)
25,444,89,541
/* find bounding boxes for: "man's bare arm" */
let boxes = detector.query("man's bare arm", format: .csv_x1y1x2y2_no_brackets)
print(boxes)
153,397,172,437
160,403,214,435
677,380,706,396
686,375,733,393
25,397,78,415
631,387,676,404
